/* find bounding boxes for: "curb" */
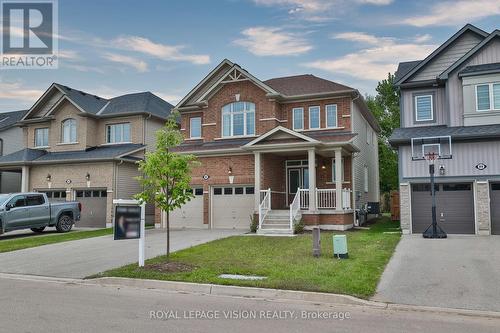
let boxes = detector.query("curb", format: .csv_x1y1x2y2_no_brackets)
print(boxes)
88,277,385,308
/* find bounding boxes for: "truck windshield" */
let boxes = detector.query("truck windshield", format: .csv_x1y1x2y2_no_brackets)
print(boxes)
0,194,10,205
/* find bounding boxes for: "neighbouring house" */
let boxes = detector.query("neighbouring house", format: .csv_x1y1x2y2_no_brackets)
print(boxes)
390,24,500,235
169,59,380,234
0,110,27,193
0,83,173,227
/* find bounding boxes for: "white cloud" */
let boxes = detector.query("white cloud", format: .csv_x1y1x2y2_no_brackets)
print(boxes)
58,50,81,60
153,92,182,104
234,27,312,56
111,36,210,65
403,0,500,27
0,82,44,102
358,0,392,4
102,53,149,72
304,33,437,81
333,32,394,45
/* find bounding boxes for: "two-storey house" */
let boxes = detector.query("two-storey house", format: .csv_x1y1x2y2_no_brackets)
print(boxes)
0,110,27,193
169,59,380,234
390,24,500,235
0,83,173,227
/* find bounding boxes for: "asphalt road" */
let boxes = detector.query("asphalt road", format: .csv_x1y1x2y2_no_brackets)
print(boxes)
0,275,499,333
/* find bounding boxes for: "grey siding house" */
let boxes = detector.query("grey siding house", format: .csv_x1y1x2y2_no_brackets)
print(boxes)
0,110,27,193
390,24,500,235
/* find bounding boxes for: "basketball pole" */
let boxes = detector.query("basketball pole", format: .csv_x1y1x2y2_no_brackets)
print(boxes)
423,156,447,239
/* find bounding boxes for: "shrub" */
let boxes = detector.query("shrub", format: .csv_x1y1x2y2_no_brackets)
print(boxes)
250,215,258,233
294,219,305,234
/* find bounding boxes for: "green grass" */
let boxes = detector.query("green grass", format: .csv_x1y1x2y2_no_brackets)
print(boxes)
96,217,400,298
0,228,112,253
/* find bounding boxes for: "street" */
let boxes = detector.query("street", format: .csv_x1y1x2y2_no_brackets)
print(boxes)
0,274,499,333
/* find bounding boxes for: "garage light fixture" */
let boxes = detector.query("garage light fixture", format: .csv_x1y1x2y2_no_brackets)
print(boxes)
85,173,91,181
46,174,51,182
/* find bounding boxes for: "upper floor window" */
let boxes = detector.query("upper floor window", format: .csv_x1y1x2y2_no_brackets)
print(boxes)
326,104,338,128
61,118,77,143
415,95,433,121
309,106,320,129
107,123,131,143
190,117,202,138
34,128,49,147
292,107,304,130
222,102,255,137
476,83,500,111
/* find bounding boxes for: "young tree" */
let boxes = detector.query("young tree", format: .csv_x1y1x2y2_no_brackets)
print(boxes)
135,113,197,257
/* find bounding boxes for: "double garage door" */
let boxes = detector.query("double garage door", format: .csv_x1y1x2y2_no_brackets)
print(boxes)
169,185,254,230
411,183,474,234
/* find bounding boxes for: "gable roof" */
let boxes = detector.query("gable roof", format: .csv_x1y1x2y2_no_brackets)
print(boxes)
394,60,422,83
264,74,354,96
395,24,489,85
244,126,320,148
0,110,28,131
22,83,174,121
439,30,500,79
458,62,500,77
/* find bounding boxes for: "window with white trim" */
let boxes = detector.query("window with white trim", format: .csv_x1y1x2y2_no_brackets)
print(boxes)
222,102,255,137
332,157,345,182
61,118,77,143
326,104,337,128
190,117,201,138
106,123,131,143
415,95,433,121
476,83,500,111
308,106,320,129
292,107,304,130
364,166,369,193
34,128,49,147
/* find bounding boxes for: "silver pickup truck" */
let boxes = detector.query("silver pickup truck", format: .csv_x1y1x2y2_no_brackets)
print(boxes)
0,192,81,234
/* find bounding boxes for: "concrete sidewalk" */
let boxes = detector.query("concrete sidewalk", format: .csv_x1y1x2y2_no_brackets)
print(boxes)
0,229,243,278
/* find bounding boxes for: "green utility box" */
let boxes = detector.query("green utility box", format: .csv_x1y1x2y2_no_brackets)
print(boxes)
333,235,348,259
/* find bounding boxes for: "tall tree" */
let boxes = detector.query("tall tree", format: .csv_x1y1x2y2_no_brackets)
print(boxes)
135,113,198,257
367,73,400,193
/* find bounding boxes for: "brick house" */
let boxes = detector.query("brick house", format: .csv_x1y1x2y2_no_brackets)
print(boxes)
169,59,380,234
0,83,173,227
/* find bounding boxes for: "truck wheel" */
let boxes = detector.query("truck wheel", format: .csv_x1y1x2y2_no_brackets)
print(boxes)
56,215,73,233
31,227,46,233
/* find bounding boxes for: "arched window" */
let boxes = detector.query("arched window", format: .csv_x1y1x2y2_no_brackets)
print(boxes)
61,118,77,143
222,102,255,137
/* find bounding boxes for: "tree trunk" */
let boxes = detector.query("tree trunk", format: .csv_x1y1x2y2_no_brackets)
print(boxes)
166,210,170,258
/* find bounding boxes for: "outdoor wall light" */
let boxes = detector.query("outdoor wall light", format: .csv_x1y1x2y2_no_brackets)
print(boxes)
46,174,51,182
439,165,446,176
85,173,91,181
228,167,233,175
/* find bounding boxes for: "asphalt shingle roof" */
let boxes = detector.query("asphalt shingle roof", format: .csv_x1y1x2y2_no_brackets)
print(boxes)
389,124,500,146
0,144,144,165
264,74,354,96
394,60,422,83
458,62,500,76
0,110,28,131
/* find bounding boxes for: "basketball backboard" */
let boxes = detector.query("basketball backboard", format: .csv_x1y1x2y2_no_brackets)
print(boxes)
411,136,452,161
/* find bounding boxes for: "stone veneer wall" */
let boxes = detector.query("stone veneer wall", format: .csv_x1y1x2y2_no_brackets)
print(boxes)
475,181,490,235
399,183,411,234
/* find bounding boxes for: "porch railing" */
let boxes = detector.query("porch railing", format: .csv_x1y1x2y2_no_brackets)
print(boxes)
342,188,352,210
258,188,271,229
316,188,336,209
298,189,309,209
289,188,301,229
295,188,352,210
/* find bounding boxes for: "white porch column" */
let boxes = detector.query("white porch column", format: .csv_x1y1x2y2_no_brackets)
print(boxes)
308,148,316,212
254,152,261,211
21,166,30,192
334,148,343,211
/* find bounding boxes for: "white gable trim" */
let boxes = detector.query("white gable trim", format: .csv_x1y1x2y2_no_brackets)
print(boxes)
244,126,319,147
21,83,66,121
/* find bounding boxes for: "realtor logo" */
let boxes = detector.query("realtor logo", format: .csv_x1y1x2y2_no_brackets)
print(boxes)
1,0,58,69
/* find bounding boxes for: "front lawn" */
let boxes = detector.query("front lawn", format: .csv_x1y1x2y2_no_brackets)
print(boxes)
96,217,400,298
0,228,112,253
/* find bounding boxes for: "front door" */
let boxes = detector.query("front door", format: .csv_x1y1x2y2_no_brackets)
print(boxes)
287,168,308,205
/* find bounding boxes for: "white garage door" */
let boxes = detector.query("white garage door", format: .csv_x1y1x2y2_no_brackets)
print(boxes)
212,186,254,230
169,188,205,229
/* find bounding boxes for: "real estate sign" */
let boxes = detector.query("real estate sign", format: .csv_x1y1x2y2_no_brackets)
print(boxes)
114,205,142,240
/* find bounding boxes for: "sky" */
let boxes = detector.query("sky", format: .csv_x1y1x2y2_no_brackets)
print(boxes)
0,0,499,112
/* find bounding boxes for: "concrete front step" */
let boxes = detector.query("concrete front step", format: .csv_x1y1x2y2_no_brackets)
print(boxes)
257,228,294,235
261,223,290,229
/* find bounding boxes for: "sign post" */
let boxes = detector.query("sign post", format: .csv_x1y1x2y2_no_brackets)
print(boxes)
113,199,146,267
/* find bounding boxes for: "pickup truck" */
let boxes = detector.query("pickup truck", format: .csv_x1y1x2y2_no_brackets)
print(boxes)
0,192,81,234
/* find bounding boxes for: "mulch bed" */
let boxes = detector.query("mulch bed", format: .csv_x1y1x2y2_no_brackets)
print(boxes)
144,262,196,273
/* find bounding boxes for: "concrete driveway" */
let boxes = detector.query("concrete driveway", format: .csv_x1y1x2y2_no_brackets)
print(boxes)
0,229,243,278
373,235,500,312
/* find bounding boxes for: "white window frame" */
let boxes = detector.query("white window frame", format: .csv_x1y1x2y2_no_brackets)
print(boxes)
415,95,434,121
34,127,49,148
106,123,131,144
292,107,304,131
221,102,255,138
61,118,77,143
308,106,320,129
364,166,369,193
190,117,202,139
332,157,345,182
325,104,338,128
475,83,500,112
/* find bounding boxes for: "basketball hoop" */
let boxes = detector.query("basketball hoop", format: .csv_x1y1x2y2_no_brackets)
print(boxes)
424,152,438,165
